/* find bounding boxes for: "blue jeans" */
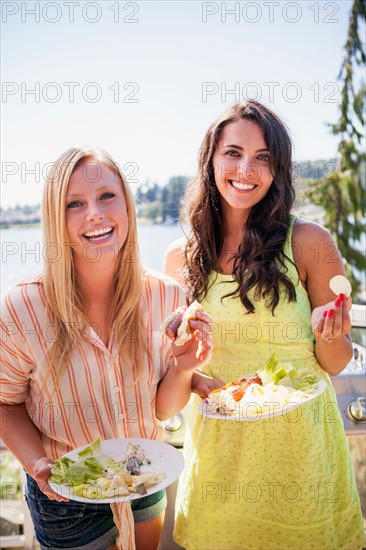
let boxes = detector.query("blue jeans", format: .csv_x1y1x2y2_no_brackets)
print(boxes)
25,474,166,549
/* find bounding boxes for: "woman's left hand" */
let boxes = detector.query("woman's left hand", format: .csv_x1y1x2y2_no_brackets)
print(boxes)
172,311,213,371
311,293,352,345
192,373,225,399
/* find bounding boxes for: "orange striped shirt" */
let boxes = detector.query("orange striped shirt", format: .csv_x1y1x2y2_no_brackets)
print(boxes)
0,269,185,459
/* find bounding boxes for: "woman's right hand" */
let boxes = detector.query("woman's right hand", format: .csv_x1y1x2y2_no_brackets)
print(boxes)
172,311,214,371
31,457,69,502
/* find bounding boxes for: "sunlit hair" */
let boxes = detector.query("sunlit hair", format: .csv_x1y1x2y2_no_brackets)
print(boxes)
42,147,146,382
181,100,297,313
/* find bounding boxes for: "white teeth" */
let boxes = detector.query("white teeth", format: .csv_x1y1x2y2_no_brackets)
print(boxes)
230,180,255,191
84,227,113,238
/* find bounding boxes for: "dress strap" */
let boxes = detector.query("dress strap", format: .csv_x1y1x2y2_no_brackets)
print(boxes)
283,213,297,262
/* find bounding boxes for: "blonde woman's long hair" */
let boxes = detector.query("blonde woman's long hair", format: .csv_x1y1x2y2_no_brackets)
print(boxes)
42,147,146,382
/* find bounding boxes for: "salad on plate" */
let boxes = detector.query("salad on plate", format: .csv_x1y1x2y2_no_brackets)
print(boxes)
49,438,166,501
203,354,326,419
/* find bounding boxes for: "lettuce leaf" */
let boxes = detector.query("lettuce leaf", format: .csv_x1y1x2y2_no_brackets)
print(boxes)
258,354,293,385
83,457,105,474
258,354,318,390
104,457,123,473
77,437,102,458
285,368,319,391
51,456,76,478
50,438,107,487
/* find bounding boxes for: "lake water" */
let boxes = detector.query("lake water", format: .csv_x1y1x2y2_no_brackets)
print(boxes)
2,224,365,301
0,225,185,298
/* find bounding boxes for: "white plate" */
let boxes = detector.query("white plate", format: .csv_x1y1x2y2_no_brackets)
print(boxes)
199,379,327,421
49,438,184,503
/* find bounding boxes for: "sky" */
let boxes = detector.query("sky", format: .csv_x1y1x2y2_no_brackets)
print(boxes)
1,0,358,207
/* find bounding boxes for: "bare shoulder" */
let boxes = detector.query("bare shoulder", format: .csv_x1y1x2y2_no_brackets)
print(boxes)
165,237,187,256
292,216,345,307
292,218,342,268
292,217,340,267
163,237,187,286
292,217,333,245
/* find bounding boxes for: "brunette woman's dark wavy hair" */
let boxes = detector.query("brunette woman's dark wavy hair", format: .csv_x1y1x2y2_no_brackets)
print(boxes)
181,100,297,314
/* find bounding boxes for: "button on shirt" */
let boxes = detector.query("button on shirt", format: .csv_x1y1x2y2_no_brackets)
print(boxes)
0,269,185,460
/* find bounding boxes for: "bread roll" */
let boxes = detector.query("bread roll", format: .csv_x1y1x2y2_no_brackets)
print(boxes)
161,300,203,345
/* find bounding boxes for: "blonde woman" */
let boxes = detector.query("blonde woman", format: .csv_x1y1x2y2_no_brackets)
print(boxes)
0,147,212,550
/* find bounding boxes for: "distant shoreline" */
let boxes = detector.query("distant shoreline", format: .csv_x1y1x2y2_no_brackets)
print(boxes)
1,223,41,229
0,218,176,230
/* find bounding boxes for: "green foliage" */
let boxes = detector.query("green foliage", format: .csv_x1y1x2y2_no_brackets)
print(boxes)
0,454,21,501
161,176,188,222
307,0,366,296
138,162,340,226
137,176,188,223
295,158,338,180
141,200,163,222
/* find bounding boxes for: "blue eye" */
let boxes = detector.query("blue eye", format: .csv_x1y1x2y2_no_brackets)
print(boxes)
67,200,83,208
225,150,240,157
100,192,115,200
258,154,270,161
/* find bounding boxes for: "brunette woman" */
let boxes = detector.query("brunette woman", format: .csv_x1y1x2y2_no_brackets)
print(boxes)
164,101,365,549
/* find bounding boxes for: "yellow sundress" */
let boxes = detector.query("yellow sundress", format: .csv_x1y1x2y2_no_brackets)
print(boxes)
174,215,365,550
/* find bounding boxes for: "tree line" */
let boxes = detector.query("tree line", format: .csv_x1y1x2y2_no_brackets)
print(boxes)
136,159,338,223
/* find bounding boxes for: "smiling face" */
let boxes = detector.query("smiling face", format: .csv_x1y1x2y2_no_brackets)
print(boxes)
65,159,128,270
212,119,274,221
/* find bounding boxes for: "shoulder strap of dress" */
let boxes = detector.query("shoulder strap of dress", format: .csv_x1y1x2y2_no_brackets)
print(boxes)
283,213,297,262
